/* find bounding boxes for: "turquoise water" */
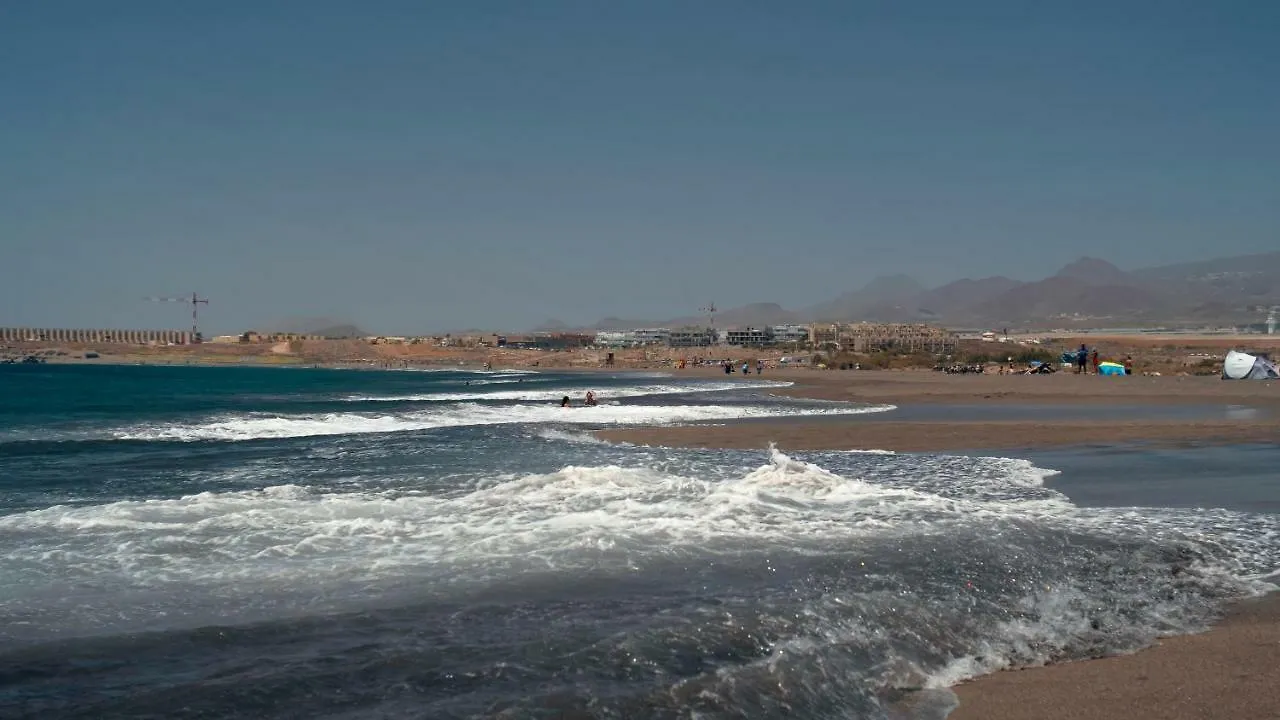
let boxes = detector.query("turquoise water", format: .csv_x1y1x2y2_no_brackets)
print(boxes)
0,364,1277,719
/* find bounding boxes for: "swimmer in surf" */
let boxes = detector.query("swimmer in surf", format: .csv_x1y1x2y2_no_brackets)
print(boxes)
560,395,570,408
584,391,597,407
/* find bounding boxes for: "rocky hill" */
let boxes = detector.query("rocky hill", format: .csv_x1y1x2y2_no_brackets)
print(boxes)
568,251,1280,331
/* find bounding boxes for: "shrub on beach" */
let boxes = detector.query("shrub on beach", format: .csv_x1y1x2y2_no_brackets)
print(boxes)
961,348,1056,366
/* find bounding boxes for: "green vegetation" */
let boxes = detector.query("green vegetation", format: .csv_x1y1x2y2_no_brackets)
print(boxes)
960,348,1057,365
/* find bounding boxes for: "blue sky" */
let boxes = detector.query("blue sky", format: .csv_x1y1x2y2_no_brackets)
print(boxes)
2,1,1277,333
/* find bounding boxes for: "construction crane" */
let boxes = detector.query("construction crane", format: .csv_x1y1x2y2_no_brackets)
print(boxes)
699,302,718,344
145,292,210,342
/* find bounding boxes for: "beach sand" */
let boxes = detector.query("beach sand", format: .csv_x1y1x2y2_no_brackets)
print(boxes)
732,365,1279,407
948,593,1280,720
598,368,1280,719
601,418,1280,453
599,368,1280,452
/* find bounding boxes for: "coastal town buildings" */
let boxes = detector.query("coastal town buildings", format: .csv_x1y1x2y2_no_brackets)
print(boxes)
668,328,717,347
587,322,956,352
1,322,957,355
724,327,773,347
807,323,956,353
772,324,810,345
631,328,671,345
592,331,634,348
211,332,325,344
494,333,594,350
0,327,193,344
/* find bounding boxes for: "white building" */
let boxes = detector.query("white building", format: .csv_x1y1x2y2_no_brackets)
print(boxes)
593,331,635,348
668,327,717,347
725,327,773,347
771,324,809,345
631,328,671,345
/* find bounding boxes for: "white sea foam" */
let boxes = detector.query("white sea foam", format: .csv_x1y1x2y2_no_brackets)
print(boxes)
396,368,540,375
114,401,894,442
0,450,1019,584
2,448,1276,653
343,380,792,403
5,449,1268,590
534,428,608,445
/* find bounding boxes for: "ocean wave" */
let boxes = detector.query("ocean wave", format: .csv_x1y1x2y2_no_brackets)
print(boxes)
4,449,1274,590
111,401,892,442
0,449,1035,576
2,446,1276,714
534,428,608,445
342,380,793,403
395,368,540,375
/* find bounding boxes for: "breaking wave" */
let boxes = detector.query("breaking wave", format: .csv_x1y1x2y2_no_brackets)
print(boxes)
342,380,792,403
5,365,1278,719
113,401,893,442
3,449,1274,644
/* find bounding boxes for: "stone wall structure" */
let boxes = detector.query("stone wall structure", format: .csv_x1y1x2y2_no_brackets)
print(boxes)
0,328,193,344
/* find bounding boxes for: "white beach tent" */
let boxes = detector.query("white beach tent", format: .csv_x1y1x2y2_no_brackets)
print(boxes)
1222,350,1280,380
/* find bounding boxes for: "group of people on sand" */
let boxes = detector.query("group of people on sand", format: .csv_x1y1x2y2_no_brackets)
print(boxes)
722,360,765,375
1074,344,1133,375
560,390,599,408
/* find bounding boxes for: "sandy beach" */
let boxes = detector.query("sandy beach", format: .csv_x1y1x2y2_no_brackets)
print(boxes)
599,368,1280,452
598,368,1280,719
8,352,1276,717
948,594,1280,720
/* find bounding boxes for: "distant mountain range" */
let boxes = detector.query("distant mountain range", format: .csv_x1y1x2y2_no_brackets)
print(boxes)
555,251,1280,331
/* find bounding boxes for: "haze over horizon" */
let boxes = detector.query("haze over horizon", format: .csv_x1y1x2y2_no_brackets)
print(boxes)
3,2,1278,334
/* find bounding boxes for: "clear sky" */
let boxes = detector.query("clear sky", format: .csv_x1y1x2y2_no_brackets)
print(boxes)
2,1,1277,333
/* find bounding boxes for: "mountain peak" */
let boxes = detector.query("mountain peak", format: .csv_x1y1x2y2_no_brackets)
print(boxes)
1054,257,1131,285
802,275,926,322
861,274,926,295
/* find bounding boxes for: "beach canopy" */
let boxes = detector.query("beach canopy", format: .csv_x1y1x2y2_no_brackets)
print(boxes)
1097,361,1126,376
1222,350,1280,380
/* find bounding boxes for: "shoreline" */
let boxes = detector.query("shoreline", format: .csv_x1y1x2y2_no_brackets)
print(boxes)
598,367,1280,452
596,368,1280,719
11,359,1278,716
599,418,1280,453
946,591,1280,720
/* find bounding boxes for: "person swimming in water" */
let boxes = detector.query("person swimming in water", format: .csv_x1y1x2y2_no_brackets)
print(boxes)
560,395,570,408
584,391,597,407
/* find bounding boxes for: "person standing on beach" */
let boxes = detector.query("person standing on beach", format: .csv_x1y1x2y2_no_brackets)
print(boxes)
1090,348,1100,374
1075,344,1088,374
756,360,764,375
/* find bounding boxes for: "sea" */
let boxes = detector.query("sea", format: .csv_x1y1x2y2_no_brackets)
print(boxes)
1,364,1277,719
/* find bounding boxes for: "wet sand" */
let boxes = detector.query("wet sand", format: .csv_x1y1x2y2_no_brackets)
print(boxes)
725,365,1279,407
598,368,1280,719
599,368,1280,452
601,418,1280,453
948,593,1280,720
